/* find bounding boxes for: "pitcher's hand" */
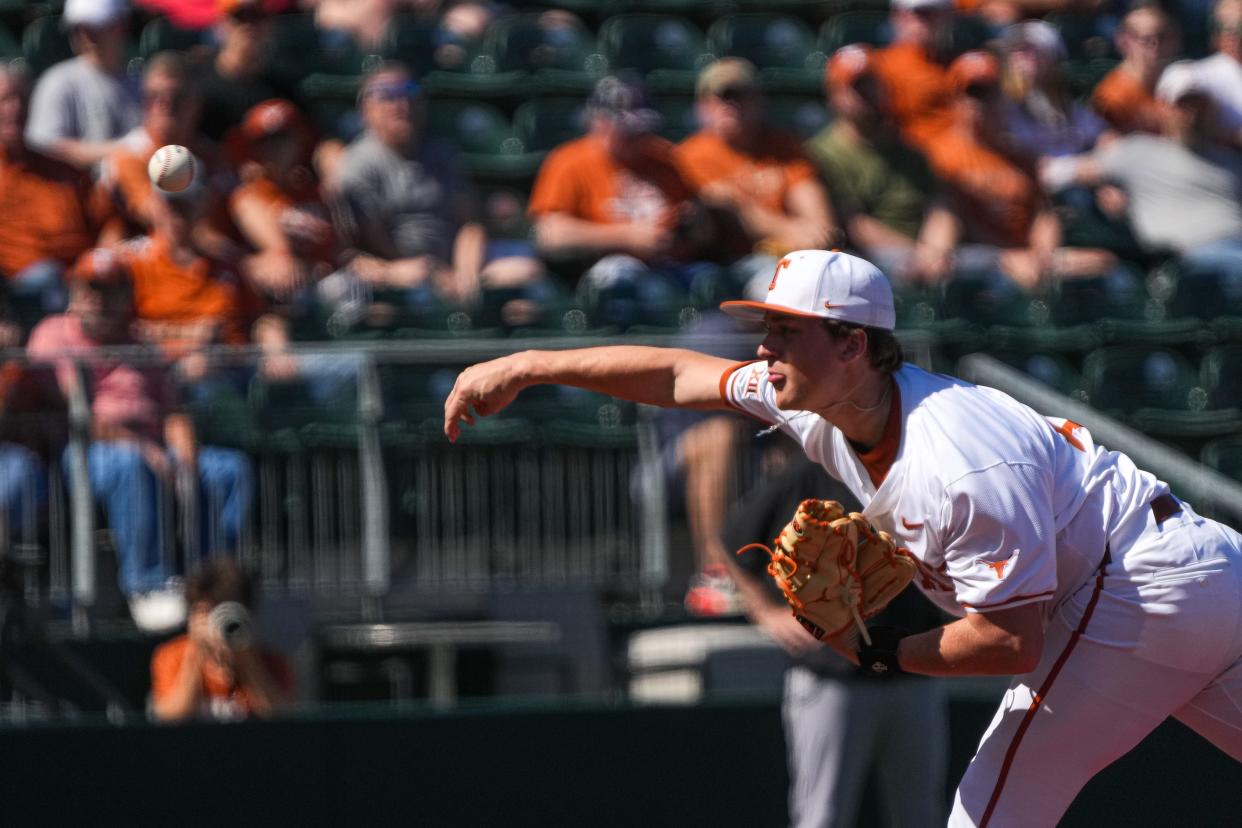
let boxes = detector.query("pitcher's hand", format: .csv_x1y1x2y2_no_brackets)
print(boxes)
443,354,530,442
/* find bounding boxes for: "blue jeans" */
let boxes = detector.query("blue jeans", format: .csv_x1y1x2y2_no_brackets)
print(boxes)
69,442,253,594
1179,237,1242,305
6,260,68,331
0,443,46,545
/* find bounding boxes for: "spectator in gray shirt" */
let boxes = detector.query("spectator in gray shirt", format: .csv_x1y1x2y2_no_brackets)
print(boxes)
24,0,141,170
331,62,548,325
1044,62,1242,285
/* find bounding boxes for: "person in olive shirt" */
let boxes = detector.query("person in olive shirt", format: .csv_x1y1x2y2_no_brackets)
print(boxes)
805,45,959,286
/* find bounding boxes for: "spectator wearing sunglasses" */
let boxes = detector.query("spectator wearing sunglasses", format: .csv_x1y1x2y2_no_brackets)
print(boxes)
100,53,220,231
1092,4,1182,135
334,62,548,325
674,58,837,300
24,0,142,170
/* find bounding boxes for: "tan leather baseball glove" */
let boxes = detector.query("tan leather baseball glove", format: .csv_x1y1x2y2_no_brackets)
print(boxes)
742,499,917,644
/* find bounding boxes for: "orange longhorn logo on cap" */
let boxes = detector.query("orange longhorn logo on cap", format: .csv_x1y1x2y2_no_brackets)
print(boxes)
768,257,791,291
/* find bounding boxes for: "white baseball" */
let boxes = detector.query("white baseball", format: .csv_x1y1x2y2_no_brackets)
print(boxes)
148,144,196,193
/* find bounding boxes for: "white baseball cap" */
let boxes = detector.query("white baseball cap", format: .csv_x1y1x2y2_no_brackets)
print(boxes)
1156,60,1206,103
63,0,128,28
719,250,896,330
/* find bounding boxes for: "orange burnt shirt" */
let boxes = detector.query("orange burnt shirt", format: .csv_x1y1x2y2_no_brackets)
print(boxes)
151,635,294,720
674,129,816,257
871,42,959,151
229,176,338,265
923,129,1041,247
0,146,113,277
1091,67,1169,135
119,235,264,349
528,133,694,225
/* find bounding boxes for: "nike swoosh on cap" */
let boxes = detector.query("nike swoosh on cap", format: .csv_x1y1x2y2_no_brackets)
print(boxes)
901,517,924,530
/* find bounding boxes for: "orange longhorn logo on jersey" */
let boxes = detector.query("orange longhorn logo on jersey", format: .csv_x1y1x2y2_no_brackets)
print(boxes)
985,560,1010,579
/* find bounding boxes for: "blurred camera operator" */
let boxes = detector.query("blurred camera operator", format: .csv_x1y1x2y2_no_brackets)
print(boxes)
150,558,293,722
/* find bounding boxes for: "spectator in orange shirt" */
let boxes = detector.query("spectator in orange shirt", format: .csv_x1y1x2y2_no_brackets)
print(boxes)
674,59,836,300
529,74,717,326
229,99,338,319
928,51,1119,291
1092,5,1181,135
0,66,117,332
99,51,240,266
119,151,290,379
871,0,960,152
151,558,293,721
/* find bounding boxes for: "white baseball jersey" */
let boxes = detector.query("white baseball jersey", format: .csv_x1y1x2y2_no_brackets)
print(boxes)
721,360,1168,619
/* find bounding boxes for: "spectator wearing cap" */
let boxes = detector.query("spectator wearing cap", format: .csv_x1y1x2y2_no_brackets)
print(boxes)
335,62,549,326
0,66,120,332
805,44,959,285
198,0,283,144
1189,0,1242,148
1045,61,1242,283
1092,4,1181,135
995,21,1109,167
529,74,718,326
870,0,960,153
673,58,836,298
27,249,254,633
927,51,1118,290
229,98,338,315
24,0,142,170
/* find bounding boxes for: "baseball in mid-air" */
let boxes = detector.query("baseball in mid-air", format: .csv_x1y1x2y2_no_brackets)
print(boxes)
148,144,196,193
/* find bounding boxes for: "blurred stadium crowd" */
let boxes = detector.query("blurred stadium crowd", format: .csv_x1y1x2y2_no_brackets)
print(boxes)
0,0,1241,721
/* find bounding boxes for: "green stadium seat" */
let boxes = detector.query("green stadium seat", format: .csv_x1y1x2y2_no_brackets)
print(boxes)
251,374,360,450
269,13,376,102
1081,345,1238,437
1046,14,1116,61
1201,437,1242,483
379,14,441,79
0,23,22,62
819,12,986,60
766,95,829,138
483,12,601,95
138,16,206,59
653,94,697,141
1166,261,1242,320
597,14,710,94
993,351,1084,398
1082,345,1201,415
706,14,823,94
22,15,73,76
512,96,588,153
303,96,364,141
185,383,262,452
818,11,890,55
1201,344,1242,409
423,98,531,178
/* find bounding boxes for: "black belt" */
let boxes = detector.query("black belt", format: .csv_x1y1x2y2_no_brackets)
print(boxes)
1151,493,1182,525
